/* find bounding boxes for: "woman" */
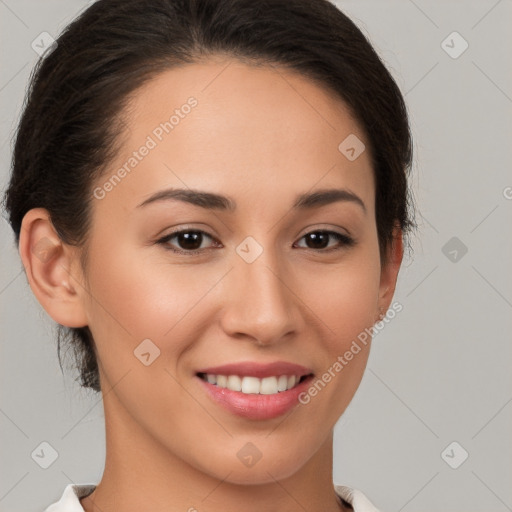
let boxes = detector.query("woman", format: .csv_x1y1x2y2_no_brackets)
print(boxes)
3,0,414,510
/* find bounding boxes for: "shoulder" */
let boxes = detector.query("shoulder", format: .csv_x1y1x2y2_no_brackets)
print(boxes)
334,484,382,512
44,483,96,512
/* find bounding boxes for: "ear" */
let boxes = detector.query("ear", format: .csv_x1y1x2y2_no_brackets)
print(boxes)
18,208,88,328
376,224,404,319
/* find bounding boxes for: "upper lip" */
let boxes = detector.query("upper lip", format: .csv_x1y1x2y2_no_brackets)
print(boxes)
196,361,314,379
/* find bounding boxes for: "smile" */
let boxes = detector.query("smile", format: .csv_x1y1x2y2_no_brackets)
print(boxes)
197,373,308,395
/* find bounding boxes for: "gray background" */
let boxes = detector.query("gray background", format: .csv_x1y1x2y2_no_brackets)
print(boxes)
1,1,511,511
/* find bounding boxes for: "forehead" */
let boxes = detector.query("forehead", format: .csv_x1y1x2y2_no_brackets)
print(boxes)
97,58,375,217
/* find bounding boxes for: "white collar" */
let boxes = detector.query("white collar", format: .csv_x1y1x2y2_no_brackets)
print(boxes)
45,483,381,512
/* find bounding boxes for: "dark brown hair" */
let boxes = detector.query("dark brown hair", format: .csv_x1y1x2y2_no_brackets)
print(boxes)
3,0,414,393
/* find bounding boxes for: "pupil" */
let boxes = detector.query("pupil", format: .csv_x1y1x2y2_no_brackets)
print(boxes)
179,232,201,250
307,232,328,249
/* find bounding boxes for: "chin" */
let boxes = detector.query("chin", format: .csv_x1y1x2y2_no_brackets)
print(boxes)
193,443,309,485
221,462,304,486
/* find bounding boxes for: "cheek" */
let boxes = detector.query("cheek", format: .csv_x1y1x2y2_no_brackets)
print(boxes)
305,251,381,341
297,250,381,414
83,240,231,386
85,240,198,337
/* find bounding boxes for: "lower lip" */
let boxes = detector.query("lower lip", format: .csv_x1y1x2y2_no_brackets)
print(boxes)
196,375,314,420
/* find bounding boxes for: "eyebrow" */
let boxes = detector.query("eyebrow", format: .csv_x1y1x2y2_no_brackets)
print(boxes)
137,187,366,213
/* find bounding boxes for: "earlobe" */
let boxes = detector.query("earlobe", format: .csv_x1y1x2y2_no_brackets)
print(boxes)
377,225,404,316
18,208,88,328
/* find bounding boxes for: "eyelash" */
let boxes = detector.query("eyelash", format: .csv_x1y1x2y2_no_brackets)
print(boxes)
155,228,355,256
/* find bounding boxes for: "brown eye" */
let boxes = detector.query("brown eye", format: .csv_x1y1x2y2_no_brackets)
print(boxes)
157,229,219,254
294,230,354,252
156,228,354,256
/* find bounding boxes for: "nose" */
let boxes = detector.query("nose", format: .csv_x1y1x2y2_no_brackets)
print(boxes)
219,250,301,346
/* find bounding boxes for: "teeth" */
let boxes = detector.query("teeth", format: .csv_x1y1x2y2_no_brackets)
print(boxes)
260,376,278,394
200,373,305,394
277,375,288,392
241,376,260,394
227,375,242,392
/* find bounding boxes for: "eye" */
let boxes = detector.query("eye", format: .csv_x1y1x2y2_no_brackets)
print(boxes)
156,229,220,254
294,230,355,252
156,228,355,255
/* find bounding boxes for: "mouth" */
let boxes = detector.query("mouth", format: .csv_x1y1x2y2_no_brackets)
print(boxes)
194,361,315,420
196,372,311,395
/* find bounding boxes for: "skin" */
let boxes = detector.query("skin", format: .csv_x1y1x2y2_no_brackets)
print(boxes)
19,57,402,512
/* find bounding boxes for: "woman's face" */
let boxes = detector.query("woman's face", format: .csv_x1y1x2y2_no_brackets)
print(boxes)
73,58,400,483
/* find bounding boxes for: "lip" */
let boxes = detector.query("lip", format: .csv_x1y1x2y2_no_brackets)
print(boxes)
196,374,314,420
195,361,314,421
195,360,313,379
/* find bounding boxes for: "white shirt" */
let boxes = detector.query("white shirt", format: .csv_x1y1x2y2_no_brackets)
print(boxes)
44,483,381,511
